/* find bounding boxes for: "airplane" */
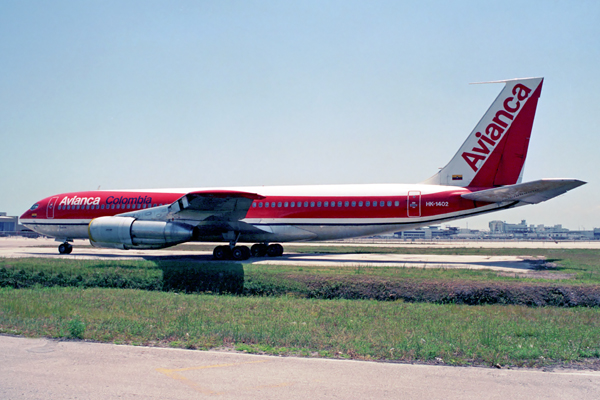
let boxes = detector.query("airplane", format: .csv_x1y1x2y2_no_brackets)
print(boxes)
20,77,585,260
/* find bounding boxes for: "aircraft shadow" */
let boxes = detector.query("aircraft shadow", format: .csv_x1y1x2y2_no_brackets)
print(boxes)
253,253,536,271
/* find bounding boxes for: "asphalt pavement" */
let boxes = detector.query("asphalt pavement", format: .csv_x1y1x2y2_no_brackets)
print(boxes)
1,336,599,400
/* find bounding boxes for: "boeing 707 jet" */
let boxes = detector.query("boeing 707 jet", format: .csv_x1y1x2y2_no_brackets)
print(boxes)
20,77,585,260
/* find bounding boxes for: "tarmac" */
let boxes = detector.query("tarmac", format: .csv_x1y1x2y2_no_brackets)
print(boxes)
0,237,563,273
1,335,599,400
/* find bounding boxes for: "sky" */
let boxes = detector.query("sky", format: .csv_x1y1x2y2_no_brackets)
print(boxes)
1,0,599,230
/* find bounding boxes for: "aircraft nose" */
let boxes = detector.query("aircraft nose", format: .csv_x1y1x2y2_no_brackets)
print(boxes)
22,201,42,219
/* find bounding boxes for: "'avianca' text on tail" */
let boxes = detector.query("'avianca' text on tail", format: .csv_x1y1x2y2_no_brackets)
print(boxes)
20,77,585,259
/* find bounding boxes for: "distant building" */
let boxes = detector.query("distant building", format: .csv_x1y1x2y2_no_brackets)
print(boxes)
394,226,459,239
0,212,31,236
0,214,19,233
489,220,529,235
391,220,600,241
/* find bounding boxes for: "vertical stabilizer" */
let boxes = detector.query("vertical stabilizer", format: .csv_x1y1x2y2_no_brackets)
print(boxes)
422,77,544,188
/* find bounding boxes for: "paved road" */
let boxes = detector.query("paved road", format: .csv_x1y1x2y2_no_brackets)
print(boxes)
0,238,544,272
1,336,599,400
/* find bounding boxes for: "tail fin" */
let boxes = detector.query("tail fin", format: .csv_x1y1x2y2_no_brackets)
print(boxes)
422,77,544,188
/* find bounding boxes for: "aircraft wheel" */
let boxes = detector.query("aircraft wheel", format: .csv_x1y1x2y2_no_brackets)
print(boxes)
213,245,232,260
232,246,251,261
58,243,72,255
267,243,284,257
251,244,267,257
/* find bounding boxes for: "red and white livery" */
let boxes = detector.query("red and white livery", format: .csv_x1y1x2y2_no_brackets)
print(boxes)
20,78,585,259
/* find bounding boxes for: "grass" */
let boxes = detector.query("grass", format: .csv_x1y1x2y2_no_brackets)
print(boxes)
2,257,600,306
1,286,599,368
2,248,600,368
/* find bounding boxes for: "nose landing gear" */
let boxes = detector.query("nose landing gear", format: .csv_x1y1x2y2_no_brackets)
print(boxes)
58,242,73,255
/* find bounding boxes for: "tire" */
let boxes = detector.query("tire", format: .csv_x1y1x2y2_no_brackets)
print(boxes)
213,246,231,260
232,246,250,261
251,244,267,257
267,243,284,257
58,243,72,255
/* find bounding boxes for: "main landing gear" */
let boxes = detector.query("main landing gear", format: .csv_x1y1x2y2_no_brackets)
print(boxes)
212,243,284,261
58,242,73,255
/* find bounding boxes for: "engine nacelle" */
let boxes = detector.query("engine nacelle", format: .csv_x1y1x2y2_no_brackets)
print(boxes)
88,216,196,250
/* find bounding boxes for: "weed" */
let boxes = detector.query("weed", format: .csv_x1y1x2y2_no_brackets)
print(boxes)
68,317,85,339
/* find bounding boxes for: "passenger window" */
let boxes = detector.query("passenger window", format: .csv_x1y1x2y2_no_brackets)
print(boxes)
394,201,399,206
116,205,120,209
271,202,276,208
387,201,392,207
324,201,329,207
311,202,315,207
366,201,370,207
101,205,105,209
317,201,321,207
304,202,308,207
344,201,349,207
351,201,356,207
284,202,288,207
259,202,263,208
373,201,377,207
278,202,282,207
359,201,363,207
338,201,342,207
291,202,295,207
265,202,270,208
380,201,385,207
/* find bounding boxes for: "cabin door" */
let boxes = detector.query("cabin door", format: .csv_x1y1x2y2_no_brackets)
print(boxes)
407,191,421,217
47,197,59,219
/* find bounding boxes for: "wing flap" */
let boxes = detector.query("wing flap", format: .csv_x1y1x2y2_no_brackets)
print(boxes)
462,179,586,204
121,190,265,224
172,190,265,221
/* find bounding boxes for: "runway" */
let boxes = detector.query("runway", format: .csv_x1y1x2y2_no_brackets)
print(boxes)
0,237,547,273
1,336,598,400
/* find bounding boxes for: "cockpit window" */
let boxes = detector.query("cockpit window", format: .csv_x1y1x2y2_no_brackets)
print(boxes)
30,203,39,211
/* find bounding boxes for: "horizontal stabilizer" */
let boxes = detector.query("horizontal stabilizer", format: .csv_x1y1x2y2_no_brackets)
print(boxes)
461,179,586,204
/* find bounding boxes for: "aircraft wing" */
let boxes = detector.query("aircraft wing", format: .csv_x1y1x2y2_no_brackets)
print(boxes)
120,190,268,234
462,179,586,204
170,190,265,221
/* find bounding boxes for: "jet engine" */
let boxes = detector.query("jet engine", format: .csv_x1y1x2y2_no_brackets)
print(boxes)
88,216,197,250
